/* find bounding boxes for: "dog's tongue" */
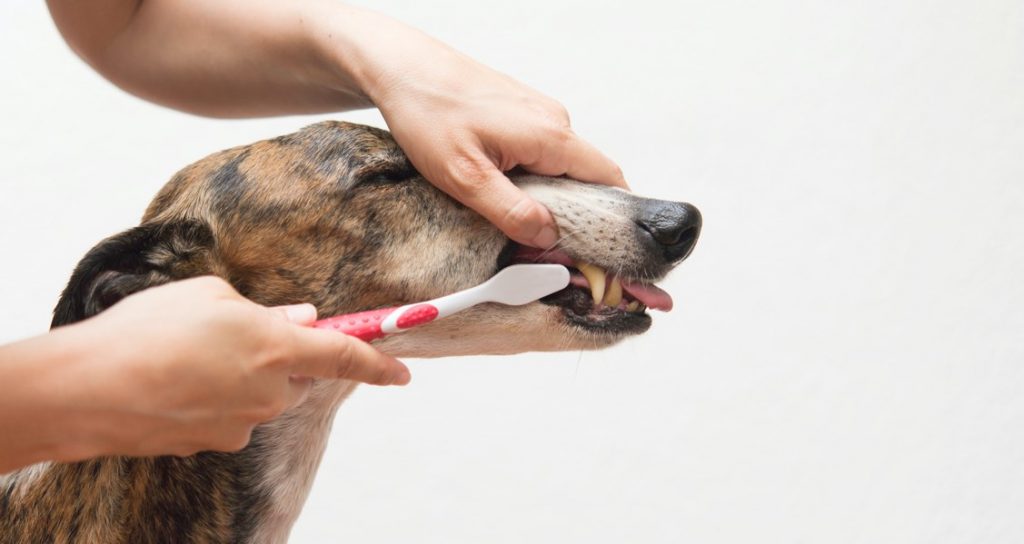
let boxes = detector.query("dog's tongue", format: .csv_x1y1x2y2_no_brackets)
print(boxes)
621,281,674,312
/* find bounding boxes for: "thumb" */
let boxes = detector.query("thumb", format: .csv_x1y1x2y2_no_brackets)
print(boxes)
287,326,411,386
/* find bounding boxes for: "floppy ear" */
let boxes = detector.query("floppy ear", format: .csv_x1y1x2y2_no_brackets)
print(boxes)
52,221,217,328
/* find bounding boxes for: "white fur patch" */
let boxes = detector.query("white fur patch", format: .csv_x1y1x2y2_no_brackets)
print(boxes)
248,380,359,544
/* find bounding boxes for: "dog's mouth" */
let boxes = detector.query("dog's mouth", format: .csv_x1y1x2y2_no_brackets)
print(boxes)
496,243,673,334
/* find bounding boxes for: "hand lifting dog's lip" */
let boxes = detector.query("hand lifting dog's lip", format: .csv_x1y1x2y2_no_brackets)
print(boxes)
1,121,700,543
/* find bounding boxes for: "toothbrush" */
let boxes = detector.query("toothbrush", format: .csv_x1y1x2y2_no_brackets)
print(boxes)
312,264,570,341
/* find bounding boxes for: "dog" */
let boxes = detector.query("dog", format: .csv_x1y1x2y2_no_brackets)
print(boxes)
0,121,700,543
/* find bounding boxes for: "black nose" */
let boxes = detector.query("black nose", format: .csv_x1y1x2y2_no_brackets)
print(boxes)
635,200,702,263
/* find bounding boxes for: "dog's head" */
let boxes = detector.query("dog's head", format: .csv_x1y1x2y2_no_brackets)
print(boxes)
54,122,700,357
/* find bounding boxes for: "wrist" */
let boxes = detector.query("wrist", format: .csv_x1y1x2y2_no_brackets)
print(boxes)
38,319,147,462
308,4,454,108
0,324,115,469
54,318,155,461
304,4,381,106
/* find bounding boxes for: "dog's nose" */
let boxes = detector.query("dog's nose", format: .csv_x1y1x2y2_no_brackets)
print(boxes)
636,200,702,263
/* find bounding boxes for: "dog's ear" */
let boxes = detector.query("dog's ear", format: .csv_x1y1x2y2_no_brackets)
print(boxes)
52,221,217,328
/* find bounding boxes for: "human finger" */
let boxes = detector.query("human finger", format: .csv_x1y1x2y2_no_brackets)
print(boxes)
443,158,559,248
524,132,629,190
286,327,411,386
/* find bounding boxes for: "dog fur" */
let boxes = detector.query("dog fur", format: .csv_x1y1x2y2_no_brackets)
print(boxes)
0,122,699,543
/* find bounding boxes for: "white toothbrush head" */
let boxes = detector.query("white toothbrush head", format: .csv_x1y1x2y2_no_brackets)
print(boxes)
478,264,571,305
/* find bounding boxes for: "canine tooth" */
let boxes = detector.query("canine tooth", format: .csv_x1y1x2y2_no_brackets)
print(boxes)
576,262,606,305
604,276,622,307
626,301,640,312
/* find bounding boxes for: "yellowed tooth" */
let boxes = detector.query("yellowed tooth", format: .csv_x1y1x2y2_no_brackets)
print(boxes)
576,262,606,305
626,301,640,313
604,276,622,307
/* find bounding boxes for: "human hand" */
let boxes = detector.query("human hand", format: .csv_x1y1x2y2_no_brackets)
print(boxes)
323,11,628,248
46,0,624,249
375,55,627,248
58,276,409,458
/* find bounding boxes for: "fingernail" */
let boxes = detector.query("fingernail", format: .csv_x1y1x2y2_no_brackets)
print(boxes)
533,225,559,249
283,303,317,324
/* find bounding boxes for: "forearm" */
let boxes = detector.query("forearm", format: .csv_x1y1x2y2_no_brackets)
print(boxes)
45,0,414,117
0,325,113,473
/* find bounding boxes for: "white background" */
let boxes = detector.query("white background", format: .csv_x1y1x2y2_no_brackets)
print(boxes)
2,1,1023,542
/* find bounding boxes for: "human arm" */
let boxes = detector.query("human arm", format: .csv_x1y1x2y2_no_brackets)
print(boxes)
45,0,627,248
0,277,409,474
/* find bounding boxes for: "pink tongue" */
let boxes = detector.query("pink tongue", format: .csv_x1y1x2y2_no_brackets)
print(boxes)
567,276,674,312
621,281,674,312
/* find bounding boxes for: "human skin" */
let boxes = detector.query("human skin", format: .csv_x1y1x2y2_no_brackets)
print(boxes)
0,277,410,474
45,0,628,247
0,0,627,473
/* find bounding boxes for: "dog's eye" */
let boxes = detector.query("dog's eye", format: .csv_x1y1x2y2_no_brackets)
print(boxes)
362,165,417,186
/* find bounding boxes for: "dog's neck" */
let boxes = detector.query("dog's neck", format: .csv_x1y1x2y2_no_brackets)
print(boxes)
246,379,359,543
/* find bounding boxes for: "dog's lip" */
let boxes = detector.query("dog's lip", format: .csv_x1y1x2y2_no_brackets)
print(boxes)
503,244,673,312
509,245,575,267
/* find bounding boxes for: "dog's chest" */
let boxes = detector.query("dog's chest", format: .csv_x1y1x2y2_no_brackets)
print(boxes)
248,380,358,544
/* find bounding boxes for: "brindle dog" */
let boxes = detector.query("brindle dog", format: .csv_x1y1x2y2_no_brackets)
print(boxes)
0,121,700,543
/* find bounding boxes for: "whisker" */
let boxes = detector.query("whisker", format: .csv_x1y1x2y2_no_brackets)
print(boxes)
528,228,585,263
573,349,585,382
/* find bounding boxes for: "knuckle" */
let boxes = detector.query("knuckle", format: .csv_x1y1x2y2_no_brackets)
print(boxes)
503,197,545,228
533,123,573,154
254,320,293,369
372,364,393,386
446,155,493,199
459,177,490,200
547,100,570,123
363,358,390,385
548,124,574,145
331,340,357,379
529,95,569,122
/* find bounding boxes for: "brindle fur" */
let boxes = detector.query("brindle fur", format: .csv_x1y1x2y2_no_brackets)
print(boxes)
0,122,697,543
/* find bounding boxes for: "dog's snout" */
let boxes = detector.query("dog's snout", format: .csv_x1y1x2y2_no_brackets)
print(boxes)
636,201,702,263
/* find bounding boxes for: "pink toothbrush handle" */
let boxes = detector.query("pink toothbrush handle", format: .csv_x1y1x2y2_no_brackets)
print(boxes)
313,308,395,341
312,304,440,341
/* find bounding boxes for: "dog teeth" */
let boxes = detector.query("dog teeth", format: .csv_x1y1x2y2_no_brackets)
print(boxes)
568,260,649,313
576,262,606,305
604,276,622,307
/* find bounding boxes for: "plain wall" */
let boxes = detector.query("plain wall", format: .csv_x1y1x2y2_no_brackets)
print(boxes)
2,1,1022,542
